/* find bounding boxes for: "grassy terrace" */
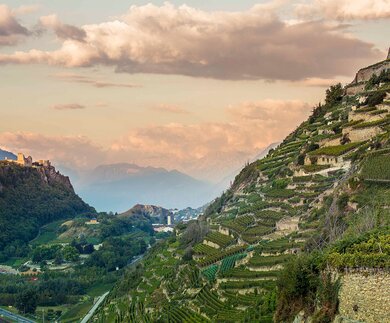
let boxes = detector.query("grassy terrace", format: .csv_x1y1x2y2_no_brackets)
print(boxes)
219,280,276,290
352,116,390,129
248,254,292,267
258,160,286,171
343,119,364,128
302,164,330,172
254,210,285,220
257,237,304,253
308,142,362,156
221,291,259,305
202,264,219,281
195,288,231,319
198,245,248,267
355,106,377,113
360,154,390,181
264,188,295,198
167,307,209,323
204,231,234,248
219,253,247,274
193,243,219,256
371,109,389,115
221,267,279,279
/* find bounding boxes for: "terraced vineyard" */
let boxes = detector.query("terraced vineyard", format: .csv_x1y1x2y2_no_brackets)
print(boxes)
92,58,390,322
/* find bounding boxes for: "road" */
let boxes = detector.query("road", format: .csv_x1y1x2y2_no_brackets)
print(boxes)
79,251,148,323
0,308,35,323
80,292,109,323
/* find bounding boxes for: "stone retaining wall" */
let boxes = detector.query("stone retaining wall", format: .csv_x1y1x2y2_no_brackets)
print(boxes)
338,271,390,323
346,126,384,142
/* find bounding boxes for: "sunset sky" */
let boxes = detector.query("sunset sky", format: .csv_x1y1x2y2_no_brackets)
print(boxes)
0,0,389,181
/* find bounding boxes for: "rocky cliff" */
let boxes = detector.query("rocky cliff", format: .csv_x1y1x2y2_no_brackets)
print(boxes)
0,162,94,257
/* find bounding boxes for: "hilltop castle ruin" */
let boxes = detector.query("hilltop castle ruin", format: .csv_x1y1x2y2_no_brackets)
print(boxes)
4,153,51,168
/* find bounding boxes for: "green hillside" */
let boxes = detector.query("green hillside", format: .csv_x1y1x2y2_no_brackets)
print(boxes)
92,62,390,322
0,163,94,260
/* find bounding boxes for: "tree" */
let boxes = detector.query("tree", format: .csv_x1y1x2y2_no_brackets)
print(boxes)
297,154,305,165
62,246,79,262
325,83,343,106
15,289,38,314
182,247,193,261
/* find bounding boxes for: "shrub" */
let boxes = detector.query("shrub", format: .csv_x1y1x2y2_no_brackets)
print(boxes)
312,273,341,323
325,84,343,107
366,91,386,107
272,179,289,189
275,255,319,322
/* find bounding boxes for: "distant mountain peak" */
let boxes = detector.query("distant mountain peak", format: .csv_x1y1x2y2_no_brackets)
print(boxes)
120,204,172,224
0,148,16,161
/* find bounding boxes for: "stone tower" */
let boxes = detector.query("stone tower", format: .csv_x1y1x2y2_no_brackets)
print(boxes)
17,153,25,166
387,47,390,60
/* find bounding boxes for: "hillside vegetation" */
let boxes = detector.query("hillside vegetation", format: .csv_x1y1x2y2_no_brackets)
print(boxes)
0,163,94,260
93,62,390,322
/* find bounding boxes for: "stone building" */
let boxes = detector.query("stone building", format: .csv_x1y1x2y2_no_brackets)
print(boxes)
203,239,220,249
276,217,300,232
16,153,32,167
304,154,344,167
218,226,231,236
7,153,51,168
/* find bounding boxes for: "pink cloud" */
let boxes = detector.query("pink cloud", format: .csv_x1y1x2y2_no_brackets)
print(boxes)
0,2,381,80
0,132,105,169
0,99,313,180
51,72,141,88
0,5,30,46
39,14,86,41
110,99,312,180
51,103,86,110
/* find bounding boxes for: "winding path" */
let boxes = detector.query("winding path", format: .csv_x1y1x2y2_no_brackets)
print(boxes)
80,292,109,323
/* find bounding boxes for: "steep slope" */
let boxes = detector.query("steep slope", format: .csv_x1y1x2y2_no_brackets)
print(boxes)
93,57,390,322
0,162,94,259
214,143,280,193
73,163,217,211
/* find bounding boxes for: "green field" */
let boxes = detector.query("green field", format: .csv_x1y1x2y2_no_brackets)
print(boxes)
30,219,67,246
60,299,93,322
87,283,114,297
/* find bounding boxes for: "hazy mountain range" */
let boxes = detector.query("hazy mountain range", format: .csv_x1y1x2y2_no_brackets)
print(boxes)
1,145,276,212
0,149,16,161
65,144,277,212
60,163,218,212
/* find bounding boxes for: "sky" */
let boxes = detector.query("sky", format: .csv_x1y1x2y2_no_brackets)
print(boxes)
0,0,389,182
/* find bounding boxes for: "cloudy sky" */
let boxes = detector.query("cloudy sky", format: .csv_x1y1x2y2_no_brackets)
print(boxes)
0,0,388,181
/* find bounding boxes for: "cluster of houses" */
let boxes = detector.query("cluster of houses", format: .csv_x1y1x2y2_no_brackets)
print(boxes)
153,214,175,233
